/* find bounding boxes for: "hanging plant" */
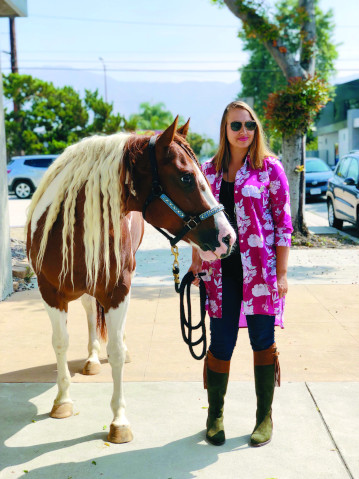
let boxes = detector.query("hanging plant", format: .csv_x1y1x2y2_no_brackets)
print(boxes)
264,75,330,136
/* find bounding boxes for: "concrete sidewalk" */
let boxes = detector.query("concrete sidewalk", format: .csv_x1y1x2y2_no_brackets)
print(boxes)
1,220,359,478
1,283,359,478
1,382,357,479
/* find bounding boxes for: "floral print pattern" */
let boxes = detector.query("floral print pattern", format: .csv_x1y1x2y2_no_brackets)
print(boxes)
200,155,293,328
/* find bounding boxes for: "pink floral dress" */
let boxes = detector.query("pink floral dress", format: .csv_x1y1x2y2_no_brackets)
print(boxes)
201,155,293,328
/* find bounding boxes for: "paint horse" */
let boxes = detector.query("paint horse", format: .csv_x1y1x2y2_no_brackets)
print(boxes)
26,118,236,443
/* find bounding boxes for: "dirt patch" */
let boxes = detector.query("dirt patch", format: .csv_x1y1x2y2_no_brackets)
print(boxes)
292,232,359,248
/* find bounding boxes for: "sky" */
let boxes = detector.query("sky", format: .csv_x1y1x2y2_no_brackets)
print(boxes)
0,0,358,87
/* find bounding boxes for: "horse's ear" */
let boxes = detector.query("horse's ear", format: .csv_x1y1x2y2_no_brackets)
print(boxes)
177,118,190,138
157,116,179,149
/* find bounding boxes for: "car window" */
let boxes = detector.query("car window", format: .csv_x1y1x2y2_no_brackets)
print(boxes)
306,159,331,173
347,158,359,182
336,157,351,178
24,158,54,168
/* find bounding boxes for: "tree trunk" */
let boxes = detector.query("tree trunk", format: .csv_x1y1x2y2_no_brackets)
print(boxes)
281,132,308,235
0,59,13,301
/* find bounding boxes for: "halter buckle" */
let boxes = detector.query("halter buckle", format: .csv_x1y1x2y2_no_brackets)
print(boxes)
152,183,163,197
184,216,200,230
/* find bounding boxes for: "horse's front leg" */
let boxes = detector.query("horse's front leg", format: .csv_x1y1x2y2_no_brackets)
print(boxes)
43,302,73,419
105,292,133,444
81,294,101,375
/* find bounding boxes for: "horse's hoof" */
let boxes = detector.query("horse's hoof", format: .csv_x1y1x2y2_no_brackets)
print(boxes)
125,351,131,363
108,424,133,444
50,402,73,419
82,360,101,375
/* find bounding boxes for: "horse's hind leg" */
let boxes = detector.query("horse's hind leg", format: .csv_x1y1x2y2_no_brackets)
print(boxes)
43,302,73,419
81,294,101,375
105,292,133,444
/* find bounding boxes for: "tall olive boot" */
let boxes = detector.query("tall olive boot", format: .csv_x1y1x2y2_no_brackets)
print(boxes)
203,350,230,446
250,343,280,447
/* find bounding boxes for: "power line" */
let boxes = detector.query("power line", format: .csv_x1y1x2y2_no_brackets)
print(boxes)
1,66,358,73
28,15,359,29
1,58,248,64
4,58,359,64
31,14,239,28
1,66,243,72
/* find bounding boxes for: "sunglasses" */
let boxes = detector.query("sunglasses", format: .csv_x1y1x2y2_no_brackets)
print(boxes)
230,121,257,132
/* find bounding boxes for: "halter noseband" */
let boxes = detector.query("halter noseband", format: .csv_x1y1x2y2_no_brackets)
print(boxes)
142,135,224,247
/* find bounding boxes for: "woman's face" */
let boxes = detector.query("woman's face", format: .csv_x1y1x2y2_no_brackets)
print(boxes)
226,108,256,152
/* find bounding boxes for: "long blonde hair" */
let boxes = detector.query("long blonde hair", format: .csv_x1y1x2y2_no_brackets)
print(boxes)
212,100,276,172
26,132,131,291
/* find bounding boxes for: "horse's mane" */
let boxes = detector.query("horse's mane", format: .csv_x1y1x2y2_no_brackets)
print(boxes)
26,132,131,290
26,131,198,291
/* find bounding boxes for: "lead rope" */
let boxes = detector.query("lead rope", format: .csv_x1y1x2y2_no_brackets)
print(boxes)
171,245,181,294
179,271,207,360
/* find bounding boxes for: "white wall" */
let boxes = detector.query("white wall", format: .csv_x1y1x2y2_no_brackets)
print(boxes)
318,131,338,166
0,56,13,301
338,128,349,158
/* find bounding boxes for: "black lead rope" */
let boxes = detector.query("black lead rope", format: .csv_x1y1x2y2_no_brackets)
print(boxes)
179,271,207,360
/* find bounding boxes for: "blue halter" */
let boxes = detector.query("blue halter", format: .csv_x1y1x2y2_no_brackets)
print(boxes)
142,135,224,247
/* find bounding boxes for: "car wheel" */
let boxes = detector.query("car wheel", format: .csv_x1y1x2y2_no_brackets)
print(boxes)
328,200,343,230
14,181,32,199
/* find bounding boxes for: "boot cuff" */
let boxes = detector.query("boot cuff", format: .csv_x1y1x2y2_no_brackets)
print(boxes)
253,343,281,387
207,350,231,374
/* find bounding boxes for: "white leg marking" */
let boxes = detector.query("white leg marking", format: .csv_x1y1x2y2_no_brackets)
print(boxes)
31,165,70,239
43,302,72,406
81,294,101,374
105,293,131,429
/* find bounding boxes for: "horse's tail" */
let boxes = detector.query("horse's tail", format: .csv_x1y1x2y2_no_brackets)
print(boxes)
96,301,107,341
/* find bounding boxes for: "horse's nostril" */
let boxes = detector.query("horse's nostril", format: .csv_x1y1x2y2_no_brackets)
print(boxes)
222,234,231,246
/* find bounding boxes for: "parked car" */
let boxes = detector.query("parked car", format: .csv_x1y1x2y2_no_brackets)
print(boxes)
326,151,359,229
305,157,333,198
7,155,59,199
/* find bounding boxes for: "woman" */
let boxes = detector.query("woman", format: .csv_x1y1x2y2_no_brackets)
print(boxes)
190,100,293,447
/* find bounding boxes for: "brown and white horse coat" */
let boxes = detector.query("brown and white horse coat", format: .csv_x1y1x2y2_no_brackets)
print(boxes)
26,118,235,443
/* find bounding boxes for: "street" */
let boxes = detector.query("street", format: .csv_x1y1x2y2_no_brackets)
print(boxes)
8,194,359,238
306,196,359,238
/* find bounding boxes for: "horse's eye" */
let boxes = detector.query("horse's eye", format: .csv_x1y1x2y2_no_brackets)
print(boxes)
180,173,193,185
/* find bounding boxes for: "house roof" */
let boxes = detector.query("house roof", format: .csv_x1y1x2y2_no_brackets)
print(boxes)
0,0,27,17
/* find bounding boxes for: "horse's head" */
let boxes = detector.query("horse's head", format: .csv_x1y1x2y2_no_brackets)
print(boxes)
124,118,236,261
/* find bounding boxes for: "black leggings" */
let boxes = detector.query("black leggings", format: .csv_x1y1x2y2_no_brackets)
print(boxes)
209,276,275,361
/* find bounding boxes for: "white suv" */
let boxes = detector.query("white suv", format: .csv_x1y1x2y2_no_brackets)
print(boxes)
7,155,58,199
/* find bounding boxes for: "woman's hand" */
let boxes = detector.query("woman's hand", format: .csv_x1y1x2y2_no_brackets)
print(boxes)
277,272,288,299
188,247,203,287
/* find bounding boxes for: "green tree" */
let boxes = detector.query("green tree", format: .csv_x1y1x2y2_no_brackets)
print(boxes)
211,0,335,234
3,74,128,157
3,74,88,155
238,0,337,120
84,89,125,135
128,102,215,157
128,102,185,131
187,131,217,157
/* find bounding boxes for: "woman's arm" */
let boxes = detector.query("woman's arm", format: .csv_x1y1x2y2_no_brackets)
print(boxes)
188,247,203,286
267,159,293,298
276,245,289,298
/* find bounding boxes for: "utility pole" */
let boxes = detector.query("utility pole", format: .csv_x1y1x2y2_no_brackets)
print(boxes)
99,57,108,103
9,17,20,120
9,18,18,73
0,0,28,302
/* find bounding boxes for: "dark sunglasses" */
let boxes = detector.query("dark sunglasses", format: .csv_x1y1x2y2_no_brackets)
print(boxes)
230,121,257,132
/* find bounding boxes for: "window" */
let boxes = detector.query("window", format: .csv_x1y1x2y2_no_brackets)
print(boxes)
306,159,331,173
347,158,359,182
336,157,351,178
24,158,54,168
